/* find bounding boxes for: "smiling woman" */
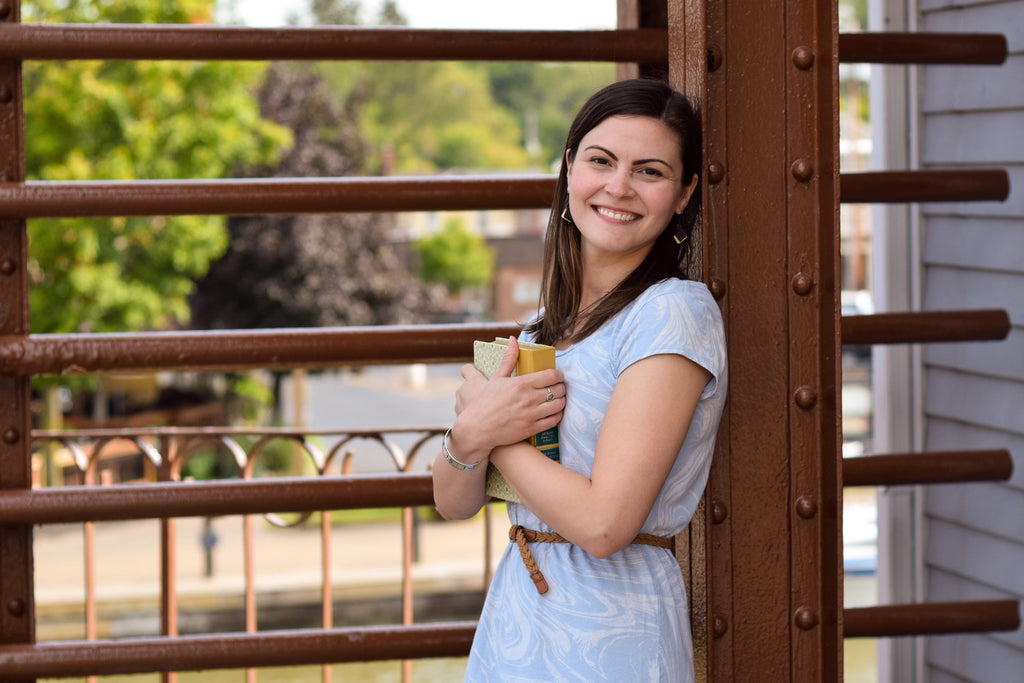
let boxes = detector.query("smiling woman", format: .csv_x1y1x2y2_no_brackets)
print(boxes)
432,79,726,683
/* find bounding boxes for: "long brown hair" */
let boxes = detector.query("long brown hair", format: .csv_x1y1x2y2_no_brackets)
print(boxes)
524,79,703,346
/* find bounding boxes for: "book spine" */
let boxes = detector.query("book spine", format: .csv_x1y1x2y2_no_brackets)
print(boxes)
517,347,560,463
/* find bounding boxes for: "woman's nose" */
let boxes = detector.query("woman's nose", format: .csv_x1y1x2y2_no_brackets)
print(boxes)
604,169,635,198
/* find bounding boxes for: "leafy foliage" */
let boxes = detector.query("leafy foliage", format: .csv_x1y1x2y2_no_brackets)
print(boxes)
413,217,495,295
190,63,445,329
23,0,290,334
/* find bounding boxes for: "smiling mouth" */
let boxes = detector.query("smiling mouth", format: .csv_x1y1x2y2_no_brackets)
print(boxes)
594,206,640,222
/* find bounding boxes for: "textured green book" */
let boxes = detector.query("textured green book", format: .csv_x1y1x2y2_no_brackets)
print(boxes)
473,338,560,503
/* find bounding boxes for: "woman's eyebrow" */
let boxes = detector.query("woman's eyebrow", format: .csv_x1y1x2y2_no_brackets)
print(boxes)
583,144,677,171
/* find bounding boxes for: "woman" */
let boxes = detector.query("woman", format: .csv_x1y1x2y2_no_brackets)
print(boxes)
433,79,727,682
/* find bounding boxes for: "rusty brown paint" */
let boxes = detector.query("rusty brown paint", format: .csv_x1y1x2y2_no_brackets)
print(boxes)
0,176,557,218
784,1,842,680
840,32,1008,65
845,600,1021,638
0,473,437,524
0,322,522,376
843,450,1013,487
842,309,1010,345
0,24,668,63
0,0,35,660
0,623,478,679
841,169,1010,203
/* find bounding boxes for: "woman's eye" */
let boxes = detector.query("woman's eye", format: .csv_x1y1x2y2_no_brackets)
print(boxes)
588,156,611,166
636,167,664,178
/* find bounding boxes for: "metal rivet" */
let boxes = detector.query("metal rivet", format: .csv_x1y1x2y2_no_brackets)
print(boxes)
713,614,729,638
795,606,819,630
794,386,817,410
0,85,13,104
3,428,20,445
791,159,814,182
792,272,813,296
708,160,725,184
7,599,25,617
709,278,727,300
707,45,724,72
796,496,817,519
0,259,14,276
711,500,728,524
792,46,815,70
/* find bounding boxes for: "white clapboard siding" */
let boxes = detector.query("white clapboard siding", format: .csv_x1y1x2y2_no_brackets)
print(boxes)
918,0,1024,680
924,111,1024,165
924,217,1024,273
922,57,1024,113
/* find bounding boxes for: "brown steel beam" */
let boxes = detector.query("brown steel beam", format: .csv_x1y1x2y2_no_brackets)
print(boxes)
0,622,477,679
0,322,522,375
0,168,1007,219
0,309,1005,377
0,473,436,524
0,176,556,217
843,450,1013,487
844,601,1021,638
842,309,1010,345
0,24,667,63
841,169,1010,204
839,32,1007,65
0,25,1007,67
0,0,35,664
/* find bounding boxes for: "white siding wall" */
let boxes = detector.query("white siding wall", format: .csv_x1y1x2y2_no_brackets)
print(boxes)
918,0,1024,680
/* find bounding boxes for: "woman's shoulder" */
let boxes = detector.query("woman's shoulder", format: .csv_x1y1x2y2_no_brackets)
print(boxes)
627,278,719,323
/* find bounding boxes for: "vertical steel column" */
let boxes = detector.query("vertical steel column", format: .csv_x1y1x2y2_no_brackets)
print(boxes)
699,0,843,680
0,0,36,678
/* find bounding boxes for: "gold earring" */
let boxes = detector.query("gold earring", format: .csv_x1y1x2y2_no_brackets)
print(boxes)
561,207,573,224
673,233,689,246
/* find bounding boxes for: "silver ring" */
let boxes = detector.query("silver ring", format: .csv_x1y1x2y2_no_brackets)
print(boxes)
545,387,555,402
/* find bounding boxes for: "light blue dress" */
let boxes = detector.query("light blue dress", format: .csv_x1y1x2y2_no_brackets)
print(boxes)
464,278,728,682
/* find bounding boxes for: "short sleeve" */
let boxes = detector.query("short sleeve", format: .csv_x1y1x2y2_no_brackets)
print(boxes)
614,279,727,400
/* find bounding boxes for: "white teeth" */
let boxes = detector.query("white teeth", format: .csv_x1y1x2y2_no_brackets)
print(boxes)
596,207,638,222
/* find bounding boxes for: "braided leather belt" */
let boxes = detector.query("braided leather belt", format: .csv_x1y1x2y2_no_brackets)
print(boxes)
509,524,675,595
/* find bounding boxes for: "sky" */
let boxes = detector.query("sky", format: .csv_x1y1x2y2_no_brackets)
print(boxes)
223,0,616,30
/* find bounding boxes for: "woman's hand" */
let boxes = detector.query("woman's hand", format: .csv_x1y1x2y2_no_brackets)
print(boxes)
452,336,565,458
433,336,564,521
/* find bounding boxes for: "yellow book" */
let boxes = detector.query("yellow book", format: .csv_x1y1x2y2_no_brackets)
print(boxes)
472,338,561,503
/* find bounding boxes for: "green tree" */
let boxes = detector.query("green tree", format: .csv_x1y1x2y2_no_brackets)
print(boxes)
413,217,495,295
484,62,615,166
23,0,290,334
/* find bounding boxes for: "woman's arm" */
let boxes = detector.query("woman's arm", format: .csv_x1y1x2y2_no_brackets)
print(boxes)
490,352,710,558
432,337,565,520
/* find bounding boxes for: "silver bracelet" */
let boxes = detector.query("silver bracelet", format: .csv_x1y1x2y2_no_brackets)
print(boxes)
442,427,480,471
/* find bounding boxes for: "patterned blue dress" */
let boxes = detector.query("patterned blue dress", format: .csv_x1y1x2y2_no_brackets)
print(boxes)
464,278,728,682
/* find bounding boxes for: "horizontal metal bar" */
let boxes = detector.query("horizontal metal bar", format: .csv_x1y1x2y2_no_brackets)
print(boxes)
842,309,1010,346
0,322,522,376
1,168,1008,218
839,32,1007,65
0,24,667,63
1,25,1006,67
1,310,1004,377
0,622,476,678
0,473,436,524
841,169,1009,204
843,450,1013,487
0,176,556,218
844,600,1020,638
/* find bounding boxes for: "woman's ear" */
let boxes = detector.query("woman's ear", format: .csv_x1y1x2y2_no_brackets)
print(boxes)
565,148,575,181
675,173,700,214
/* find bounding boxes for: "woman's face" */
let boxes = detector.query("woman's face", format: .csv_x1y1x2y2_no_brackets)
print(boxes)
565,115,696,269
